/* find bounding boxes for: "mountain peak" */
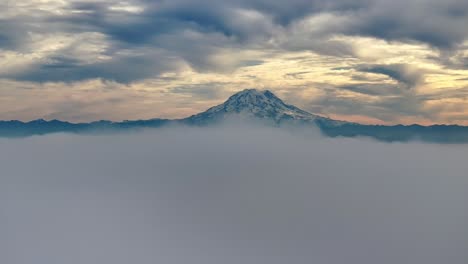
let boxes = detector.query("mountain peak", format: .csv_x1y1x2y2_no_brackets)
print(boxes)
224,89,285,109
229,88,277,98
229,88,275,97
186,89,328,124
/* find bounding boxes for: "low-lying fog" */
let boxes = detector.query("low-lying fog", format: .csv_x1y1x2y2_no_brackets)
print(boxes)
1,123,467,264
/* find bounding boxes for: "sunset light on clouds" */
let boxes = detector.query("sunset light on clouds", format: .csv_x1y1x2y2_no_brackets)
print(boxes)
1,0,467,124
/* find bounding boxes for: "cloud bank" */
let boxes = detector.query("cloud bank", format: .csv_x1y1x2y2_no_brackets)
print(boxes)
2,125,467,264
0,0,468,124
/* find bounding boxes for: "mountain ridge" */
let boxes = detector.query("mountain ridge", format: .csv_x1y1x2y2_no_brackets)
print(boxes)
1,89,468,143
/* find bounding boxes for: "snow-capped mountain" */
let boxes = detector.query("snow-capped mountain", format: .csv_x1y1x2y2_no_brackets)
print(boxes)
1,89,468,143
185,89,343,125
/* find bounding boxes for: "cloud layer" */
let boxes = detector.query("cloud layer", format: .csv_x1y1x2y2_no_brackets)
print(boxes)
2,125,468,264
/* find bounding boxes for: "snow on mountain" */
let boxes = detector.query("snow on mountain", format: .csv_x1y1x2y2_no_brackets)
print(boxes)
185,89,343,125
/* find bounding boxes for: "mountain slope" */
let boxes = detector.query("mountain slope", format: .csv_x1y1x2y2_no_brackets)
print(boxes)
184,89,343,126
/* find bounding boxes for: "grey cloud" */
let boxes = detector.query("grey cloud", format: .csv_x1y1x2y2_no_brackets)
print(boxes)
305,82,429,122
284,71,311,80
0,0,467,83
1,125,468,264
309,93,398,122
0,19,28,50
422,87,468,101
432,47,468,70
9,49,181,83
345,0,468,49
94,0,468,49
340,83,404,96
357,64,426,89
171,82,228,99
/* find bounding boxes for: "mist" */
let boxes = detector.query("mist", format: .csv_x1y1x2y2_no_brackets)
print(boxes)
2,123,467,264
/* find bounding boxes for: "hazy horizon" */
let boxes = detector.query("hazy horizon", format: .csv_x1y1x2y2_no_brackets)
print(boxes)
1,88,467,127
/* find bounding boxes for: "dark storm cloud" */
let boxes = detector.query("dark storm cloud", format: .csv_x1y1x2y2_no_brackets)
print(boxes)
1,125,468,264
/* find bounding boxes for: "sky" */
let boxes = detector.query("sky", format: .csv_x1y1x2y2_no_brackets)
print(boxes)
2,125,468,264
1,0,468,125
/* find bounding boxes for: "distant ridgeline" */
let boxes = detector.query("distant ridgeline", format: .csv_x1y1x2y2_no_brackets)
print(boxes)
1,89,467,143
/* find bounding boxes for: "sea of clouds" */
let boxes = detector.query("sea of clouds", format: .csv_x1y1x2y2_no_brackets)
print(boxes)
1,123,467,264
